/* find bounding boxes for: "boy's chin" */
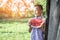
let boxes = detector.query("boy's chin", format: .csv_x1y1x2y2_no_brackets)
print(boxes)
35,15,41,16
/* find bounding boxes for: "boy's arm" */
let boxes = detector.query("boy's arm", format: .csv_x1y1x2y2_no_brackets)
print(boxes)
41,22,45,32
28,19,32,32
28,24,32,32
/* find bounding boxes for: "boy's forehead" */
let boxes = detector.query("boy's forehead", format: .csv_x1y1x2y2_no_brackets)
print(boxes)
34,6,41,10
34,6,38,8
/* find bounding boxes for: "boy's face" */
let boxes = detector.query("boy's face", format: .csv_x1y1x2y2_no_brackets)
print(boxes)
34,6,43,16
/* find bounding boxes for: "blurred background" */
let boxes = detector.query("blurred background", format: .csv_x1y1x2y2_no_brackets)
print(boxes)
0,0,46,40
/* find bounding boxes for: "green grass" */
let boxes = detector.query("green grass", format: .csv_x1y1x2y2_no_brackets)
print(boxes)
0,18,30,40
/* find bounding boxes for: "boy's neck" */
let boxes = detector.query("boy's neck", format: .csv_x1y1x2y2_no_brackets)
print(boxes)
35,15,42,18
35,15,41,17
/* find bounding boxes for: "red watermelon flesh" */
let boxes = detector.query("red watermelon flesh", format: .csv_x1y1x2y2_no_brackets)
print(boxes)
31,18,43,27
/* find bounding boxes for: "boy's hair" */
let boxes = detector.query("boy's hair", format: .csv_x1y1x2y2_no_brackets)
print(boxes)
34,4,43,10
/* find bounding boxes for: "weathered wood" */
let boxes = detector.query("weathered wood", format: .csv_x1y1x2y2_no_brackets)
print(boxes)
56,0,60,40
45,0,50,40
48,0,60,40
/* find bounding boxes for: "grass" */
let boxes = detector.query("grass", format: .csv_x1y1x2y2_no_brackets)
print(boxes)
0,18,30,40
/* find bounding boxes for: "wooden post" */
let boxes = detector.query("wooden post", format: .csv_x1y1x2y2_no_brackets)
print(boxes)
56,0,60,40
48,0,60,40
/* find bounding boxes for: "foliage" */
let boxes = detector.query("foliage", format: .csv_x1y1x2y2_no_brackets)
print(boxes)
0,0,46,19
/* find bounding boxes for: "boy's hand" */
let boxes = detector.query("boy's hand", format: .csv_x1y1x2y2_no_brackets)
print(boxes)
31,25,41,28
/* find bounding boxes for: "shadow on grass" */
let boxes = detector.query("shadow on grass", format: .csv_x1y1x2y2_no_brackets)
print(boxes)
0,18,30,24
0,31,29,34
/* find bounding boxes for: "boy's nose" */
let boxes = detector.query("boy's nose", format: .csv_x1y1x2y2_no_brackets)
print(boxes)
36,11,38,13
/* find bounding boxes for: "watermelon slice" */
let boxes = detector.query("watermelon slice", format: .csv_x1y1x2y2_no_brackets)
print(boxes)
30,18,44,27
